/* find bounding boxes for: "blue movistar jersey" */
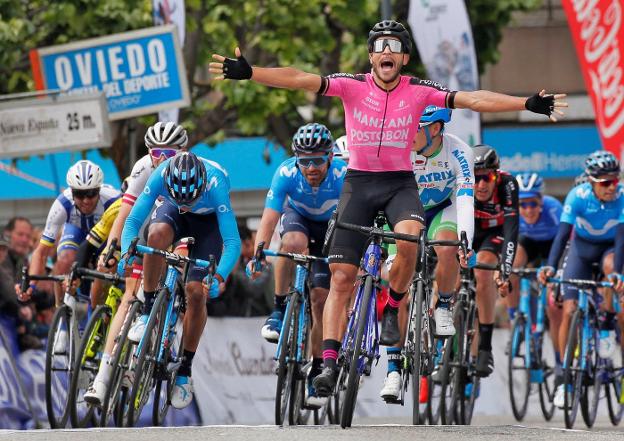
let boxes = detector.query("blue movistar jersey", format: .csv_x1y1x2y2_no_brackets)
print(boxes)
265,157,347,222
560,183,624,242
121,157,241,281
520,195,562,241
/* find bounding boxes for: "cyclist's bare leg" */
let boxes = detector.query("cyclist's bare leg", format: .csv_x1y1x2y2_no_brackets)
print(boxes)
558,299,577,356
388,220,422,293
143,223,174,292
323,263,358,341
546,294,562,357
183,281,206,352
474,250,498,325
103,276,140,355
53,248,77,306
433,229,460,296
508,245,528,314
275,231,307,296
310,287,329,358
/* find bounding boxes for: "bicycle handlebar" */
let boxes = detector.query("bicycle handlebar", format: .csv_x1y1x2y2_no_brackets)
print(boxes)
336,221,420,243
546,277,614,289
263,249,328,264
134,244,214,269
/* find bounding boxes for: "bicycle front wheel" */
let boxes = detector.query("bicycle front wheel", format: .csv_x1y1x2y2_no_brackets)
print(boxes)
69,304,111,427
340,275,374,429
45,304,74,428
409,279,425,425
605,368,624,425
126,289,168,426
537,332,556,421
275,294,296,425
580,327,600,428
563,309,583,429
508,316,530,421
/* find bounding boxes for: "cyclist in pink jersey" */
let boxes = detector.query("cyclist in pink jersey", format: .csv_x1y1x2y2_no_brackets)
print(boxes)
210,20,568,394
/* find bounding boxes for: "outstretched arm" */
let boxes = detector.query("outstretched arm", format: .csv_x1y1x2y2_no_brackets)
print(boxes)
210,47,321,93
454,89,568,122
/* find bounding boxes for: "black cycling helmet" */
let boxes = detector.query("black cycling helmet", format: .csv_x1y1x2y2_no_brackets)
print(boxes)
291,123,334,154
473,144,500,170
164,152,207,206
367,20,412,54
584,150,620,177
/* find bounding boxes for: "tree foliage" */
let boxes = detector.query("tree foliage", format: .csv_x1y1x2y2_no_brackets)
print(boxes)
0,0,540,175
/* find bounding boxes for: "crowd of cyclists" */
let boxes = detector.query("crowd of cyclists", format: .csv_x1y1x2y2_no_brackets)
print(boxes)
7,19,624,429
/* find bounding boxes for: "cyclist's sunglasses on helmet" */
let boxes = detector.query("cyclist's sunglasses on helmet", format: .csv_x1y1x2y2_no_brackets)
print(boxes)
372,38,403,54
589,175,619,188
474,171,497,184
150,147,178,160
519,200,539,209
297,155,329,169
72,188,100,200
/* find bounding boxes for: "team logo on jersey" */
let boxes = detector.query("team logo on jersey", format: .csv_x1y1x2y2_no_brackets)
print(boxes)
333,166,347,178
206,176,219,191
280,165,297,178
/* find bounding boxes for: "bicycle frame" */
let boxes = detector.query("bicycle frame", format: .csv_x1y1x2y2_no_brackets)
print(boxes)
342,240,382,374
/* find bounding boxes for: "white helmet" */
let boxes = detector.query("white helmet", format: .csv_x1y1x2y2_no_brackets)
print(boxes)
66,160,104,190
333,135,349,160
145,122,188,149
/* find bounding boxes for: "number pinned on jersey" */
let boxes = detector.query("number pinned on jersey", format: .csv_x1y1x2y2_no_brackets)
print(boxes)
411,154,427,171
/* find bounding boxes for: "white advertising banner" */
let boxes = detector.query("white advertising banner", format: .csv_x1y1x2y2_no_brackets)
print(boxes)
408,0,481,146
193,319,551,424
154,0,185,124
0,93,111,158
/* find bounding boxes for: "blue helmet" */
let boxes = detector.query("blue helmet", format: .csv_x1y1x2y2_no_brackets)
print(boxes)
292,123,333,154
574,171,589,187
164,152,207,206
516,172,544,198
585,150,620,177
420,105,452,125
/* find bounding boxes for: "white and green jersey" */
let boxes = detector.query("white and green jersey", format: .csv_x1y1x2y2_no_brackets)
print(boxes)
411,133,475,247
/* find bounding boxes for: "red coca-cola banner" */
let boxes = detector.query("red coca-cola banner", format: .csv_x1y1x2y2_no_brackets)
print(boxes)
562,0,624,157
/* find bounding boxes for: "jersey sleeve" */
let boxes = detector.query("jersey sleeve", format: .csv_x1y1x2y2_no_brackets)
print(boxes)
500,175,519,279
450,141,475,248
123,156,150,206
88,199,121,248
121,162,166,255
41,194,71,247
409,78,454,109
560,188,581,224
212,179,242,281
319,73,363,100
264,163,291,213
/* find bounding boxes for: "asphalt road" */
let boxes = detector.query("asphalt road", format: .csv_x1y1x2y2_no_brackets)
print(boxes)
1,415,620,441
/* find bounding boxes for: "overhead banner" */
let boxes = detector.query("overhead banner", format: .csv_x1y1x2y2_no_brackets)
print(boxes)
153,0,186,123
0,93,111,157
562,0,624,158
30,25,190,120
408,0,481,145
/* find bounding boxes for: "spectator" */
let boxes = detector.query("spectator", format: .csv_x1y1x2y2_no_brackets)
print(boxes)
2,217,33,282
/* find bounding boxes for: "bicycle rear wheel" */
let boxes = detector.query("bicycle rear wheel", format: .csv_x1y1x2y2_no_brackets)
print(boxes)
563,309,583,429
409,279,425,425
45,304,74,428
126,289,168,426
537,333,556,421
440,304,463,425
508,316,530,421
69,304,110,427
275,293,297,425
426,338,445,425
340,275,374,428
153,312,184,426
458,305,478,425
606,371,624,425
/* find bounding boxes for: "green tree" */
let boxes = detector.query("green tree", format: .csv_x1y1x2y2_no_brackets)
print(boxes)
0,0,540,176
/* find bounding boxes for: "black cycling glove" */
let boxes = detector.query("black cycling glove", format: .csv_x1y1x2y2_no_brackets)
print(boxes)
222,54,252,80
525,93,554,116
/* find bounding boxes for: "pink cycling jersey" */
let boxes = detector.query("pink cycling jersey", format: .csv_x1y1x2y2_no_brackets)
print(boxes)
320,73,454,172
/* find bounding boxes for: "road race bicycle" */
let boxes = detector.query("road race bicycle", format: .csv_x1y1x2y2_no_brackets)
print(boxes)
124,238,214,427
507,267,556,422
20,263,118,428
438,256,498,426
67,259,125,428
254,245,330,426
392,231,470,425
546,276,622,429
334,214,420,428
